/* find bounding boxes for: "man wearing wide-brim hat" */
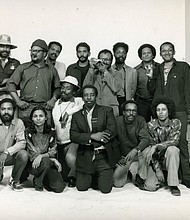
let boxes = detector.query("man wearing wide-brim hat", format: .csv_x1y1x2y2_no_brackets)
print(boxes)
7,39,61,127
0,34,20,99
52,76,84,187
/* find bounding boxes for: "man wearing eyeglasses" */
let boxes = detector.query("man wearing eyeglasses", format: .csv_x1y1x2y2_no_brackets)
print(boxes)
83,49,122,117
7,39,61,127
113,100,150,190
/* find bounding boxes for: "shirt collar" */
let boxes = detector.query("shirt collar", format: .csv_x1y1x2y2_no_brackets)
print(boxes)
28,60,49,68
74,61,90,69
153,119,173,130
83,104,96,114
58,97,75,105
112,63,128,71
135,61,157,70
161,58,176,67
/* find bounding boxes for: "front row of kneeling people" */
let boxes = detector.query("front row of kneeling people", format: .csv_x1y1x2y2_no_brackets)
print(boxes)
0,78,183,196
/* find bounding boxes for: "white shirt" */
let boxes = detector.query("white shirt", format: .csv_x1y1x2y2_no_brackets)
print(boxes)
52,97,84,144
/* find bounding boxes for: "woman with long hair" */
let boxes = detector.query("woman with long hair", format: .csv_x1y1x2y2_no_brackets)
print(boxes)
25,105,65,192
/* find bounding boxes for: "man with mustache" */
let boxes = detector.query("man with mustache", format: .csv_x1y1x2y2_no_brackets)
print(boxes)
83,49,121,117
0,34,20,99
66,42,91,96
47,41,66,81
0,98,27,191
52,76,83,187
113,100,149,190
7,39,61,127
147,42,190,189
112,42,137,115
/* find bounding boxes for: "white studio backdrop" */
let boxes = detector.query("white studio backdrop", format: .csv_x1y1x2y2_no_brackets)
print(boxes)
0,0,185,68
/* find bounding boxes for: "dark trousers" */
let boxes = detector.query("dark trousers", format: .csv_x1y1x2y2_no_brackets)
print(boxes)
76,153,113,194
57,143,70,182
4,149,28,182
28,157,65,193
135,96,152,122
117,96,126,116
176,111,190,184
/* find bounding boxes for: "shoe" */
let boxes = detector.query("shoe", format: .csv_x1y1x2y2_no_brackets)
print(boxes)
68,177,76,187
135,174,146,190
35,186,43,191
182,181,190,188
33,177,43,191
9,180,23,192
170,186,181,196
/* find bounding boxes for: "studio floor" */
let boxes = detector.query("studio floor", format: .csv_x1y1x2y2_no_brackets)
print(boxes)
1,166,190,220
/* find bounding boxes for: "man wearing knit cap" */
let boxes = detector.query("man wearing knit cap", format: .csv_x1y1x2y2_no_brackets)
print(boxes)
0,34,20,99
134,44,159,122
7,39,61,127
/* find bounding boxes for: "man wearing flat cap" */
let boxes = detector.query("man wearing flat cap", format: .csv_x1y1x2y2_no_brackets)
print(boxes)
0,34,20,99
52,76,83,187
134,44,159,122
112,42,137,116
7,39,61,127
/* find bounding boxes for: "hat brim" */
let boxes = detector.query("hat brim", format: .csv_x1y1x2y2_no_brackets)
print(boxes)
0,42,17,49
60,81,80,90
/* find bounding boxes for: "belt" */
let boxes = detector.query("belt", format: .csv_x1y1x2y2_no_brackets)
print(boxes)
57,142,71,148
137,96,152,102
94,149,106,155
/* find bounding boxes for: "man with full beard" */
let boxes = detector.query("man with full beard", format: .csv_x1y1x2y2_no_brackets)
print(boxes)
47,41,66,81
7,39,61,127
0,34,20,99
0,98,27,191
66,42,91,96
112,42,137,115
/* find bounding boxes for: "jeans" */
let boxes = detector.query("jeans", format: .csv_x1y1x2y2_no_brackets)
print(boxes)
144,146,180,190
113,148,149,188
4,149,28,182
29,157,65,193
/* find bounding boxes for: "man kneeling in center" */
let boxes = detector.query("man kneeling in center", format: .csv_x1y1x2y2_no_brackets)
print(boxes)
70,85,120,193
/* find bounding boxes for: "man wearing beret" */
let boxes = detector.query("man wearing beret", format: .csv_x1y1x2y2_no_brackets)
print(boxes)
7,39,61,127
0,34,20,99
135,44,159,122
